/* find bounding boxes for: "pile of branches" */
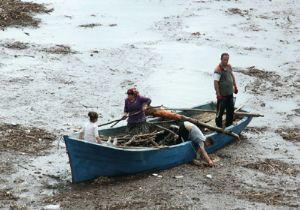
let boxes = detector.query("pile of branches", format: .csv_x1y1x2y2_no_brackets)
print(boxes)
103,129,179,147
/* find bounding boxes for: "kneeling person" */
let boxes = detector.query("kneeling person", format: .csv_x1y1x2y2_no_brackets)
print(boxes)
177,121,213,166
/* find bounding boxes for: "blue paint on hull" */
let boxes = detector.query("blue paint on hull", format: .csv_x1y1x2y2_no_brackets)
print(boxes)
64,102,252,183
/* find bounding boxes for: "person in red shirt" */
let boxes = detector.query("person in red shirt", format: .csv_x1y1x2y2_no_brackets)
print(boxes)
213,53,238,128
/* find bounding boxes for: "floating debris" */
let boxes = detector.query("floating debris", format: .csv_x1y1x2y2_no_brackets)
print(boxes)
236,66,281,82
226,8,250,17
3,41,29,50
41,45,76,55
236,190,299,208
276,128,300,142
243,159,299,176
78,23,102,28
42,204,60,210
0,0,53,29
206,174,212,179
191,32,201,36
0,123,56,154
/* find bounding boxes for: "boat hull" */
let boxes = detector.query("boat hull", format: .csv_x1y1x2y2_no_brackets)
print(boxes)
64,102,252,183
64,137,196,183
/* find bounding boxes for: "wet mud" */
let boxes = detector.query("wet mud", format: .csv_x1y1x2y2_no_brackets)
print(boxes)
0,0,299,209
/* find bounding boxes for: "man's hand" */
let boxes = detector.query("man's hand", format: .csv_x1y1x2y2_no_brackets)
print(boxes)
121,114,128,120
234,86,238,94
208,160,214,167
96,136,102,144
216,95,223,101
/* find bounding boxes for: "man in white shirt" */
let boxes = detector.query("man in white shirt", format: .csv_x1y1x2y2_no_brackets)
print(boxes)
173,122,213,166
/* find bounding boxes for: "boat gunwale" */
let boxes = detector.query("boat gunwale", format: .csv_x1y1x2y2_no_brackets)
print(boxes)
65,111,251,152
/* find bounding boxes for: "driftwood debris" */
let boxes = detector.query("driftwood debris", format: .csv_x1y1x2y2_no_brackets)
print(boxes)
102,131,165,147
146,108,240,140
99,106,251,147
163,108,264,117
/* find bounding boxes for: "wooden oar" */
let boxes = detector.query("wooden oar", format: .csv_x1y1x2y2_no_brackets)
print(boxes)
162,108,263,117
110,117,127,128
98,110,144,128
146,108,240,140
180,115,240,140
98,118,123,127
234,104,245,113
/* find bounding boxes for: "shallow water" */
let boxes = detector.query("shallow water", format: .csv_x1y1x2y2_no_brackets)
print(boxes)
0,0,185,50
0,0,299,209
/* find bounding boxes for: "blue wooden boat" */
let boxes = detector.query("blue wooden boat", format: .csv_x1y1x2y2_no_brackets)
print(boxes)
64,102,252,183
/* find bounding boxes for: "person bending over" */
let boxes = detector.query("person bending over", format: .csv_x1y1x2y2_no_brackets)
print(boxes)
172,121,213,166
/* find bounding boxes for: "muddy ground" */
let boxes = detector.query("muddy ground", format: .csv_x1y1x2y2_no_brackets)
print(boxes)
0,0,300,209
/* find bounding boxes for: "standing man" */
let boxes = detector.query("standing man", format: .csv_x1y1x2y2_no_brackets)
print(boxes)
214,53,238,128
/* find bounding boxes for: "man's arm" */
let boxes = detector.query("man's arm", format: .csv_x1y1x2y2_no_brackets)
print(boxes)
232,73,237,87
231,72,238,94
214,80,221,96
140,96,151,105
199,146,213,166
79,131,84,140
123,100,129,118
213,69,222,99
214,80,223,100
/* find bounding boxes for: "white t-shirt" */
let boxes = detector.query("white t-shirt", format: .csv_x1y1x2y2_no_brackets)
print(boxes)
213,72,221,81
80,121,99,142
183,121,205,147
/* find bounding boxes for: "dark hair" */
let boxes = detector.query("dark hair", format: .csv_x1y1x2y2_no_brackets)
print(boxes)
221,52,229,60
205,137,214,147
88,111,98,123
127,87,139,97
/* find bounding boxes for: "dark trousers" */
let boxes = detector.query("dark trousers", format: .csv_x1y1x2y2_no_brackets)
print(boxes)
127,121,149,135
215,94,234,128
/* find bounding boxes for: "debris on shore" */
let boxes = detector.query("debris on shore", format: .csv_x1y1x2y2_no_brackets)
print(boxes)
276,128,300,142
243,159,299,176
41,45,76,55
0,0,53,29
0,123,56,154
